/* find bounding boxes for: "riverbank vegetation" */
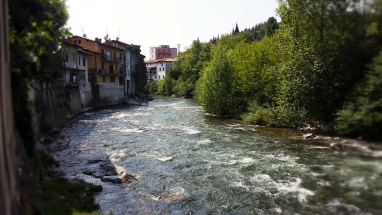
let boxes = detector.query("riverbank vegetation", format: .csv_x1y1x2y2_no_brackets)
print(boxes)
8,0,105,214
148,0,382,140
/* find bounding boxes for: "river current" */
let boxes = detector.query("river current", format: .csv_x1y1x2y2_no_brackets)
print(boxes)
49,97,382,214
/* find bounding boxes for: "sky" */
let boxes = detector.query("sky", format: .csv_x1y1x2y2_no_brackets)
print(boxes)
65,0,279,59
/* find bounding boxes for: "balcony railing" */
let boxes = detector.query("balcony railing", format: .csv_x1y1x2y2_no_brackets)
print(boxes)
65,70,85,86
88,68,117,74
100,54,118,62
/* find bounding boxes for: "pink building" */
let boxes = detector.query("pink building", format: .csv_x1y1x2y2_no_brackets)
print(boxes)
149,45,177,60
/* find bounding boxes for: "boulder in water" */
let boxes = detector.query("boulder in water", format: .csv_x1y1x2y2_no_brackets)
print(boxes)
160,193,186,204
303,133,315,139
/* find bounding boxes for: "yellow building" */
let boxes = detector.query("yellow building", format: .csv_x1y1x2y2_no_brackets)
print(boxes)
71,35,126,84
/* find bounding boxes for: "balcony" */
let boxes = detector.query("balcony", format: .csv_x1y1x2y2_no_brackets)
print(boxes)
65,70,85,87
101,54,118,62
88,68,117,75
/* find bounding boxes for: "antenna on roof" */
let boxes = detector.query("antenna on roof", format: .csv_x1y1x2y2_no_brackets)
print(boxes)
81,26,87,38
117,30,120,40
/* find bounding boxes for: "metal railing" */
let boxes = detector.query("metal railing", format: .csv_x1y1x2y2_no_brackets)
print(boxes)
88,68,116,74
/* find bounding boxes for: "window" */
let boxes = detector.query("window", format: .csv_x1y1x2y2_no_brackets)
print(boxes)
83,57,86,66
163,75,164,79
74,40,77,44
116,65,117,70
109,65,113,74
102,75,105,82
78,40,81,44
101,62,104,69
78,56,81,65
65,53,68,62
155,76,157,79
73,52,74,61
110,76,115,82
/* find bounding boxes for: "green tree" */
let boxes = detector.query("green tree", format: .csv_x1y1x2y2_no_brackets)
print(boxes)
9,0,71,155
235,23,240,34
265,17,279,36
276,0,380,122
336,50,382,139
196,47,234,116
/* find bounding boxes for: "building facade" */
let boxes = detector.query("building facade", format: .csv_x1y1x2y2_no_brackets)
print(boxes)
149,45,177,60
145,58,176,81
62,41,91,86
111,40,147,95
71,35,125,85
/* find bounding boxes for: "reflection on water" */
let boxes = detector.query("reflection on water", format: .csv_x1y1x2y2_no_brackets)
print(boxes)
56,97,382,214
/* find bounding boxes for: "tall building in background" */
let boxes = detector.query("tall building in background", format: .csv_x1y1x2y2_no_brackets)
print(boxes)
149,45,177,60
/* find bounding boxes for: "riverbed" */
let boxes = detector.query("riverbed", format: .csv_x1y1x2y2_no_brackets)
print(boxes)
45,96,382,214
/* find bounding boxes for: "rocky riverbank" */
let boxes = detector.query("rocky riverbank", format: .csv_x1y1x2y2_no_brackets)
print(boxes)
41,101,186,215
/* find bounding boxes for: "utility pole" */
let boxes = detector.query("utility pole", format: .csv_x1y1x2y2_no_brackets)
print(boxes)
177,44,181,54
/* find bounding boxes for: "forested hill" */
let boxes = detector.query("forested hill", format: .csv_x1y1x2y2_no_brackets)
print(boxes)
146,0,382,140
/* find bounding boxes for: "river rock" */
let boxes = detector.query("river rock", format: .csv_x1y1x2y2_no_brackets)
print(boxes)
100,163,118,176
100,164,133,183
303,133,315,139
160,194,186,204
330,143,344,150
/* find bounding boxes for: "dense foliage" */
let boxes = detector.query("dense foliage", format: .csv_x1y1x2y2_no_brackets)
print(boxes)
150,0,382,139
9,0,71,155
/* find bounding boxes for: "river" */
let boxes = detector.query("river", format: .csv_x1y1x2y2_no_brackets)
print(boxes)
46,96,382,215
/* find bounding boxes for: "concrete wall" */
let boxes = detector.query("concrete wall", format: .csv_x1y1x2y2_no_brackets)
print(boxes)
79,83,92,111
98,83,124,105
67,86,82,114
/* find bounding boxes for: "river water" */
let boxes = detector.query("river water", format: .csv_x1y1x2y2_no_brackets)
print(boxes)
49,97,382,214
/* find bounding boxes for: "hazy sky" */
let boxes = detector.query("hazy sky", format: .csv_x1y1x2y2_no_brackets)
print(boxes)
65,0,279,58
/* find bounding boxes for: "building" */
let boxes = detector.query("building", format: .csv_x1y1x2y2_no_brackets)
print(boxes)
62,41,92,86
111,39,147,95
71,35,125,85
149,45,177,60
145,58,176,81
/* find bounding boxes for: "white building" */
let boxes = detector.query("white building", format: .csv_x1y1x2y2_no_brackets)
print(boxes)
145,58,176,81
62,41,91,86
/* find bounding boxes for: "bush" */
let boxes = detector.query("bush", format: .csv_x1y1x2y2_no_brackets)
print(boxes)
144,81,158,94
243,101,308,128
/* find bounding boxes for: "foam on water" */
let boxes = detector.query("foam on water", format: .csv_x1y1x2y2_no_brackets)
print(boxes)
250,174,314,202
169,186,185,195
157,157,173,162
197,139,212,144
231,181,249,190
117,128,144,133
239,158,254,163
185,128,201,134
